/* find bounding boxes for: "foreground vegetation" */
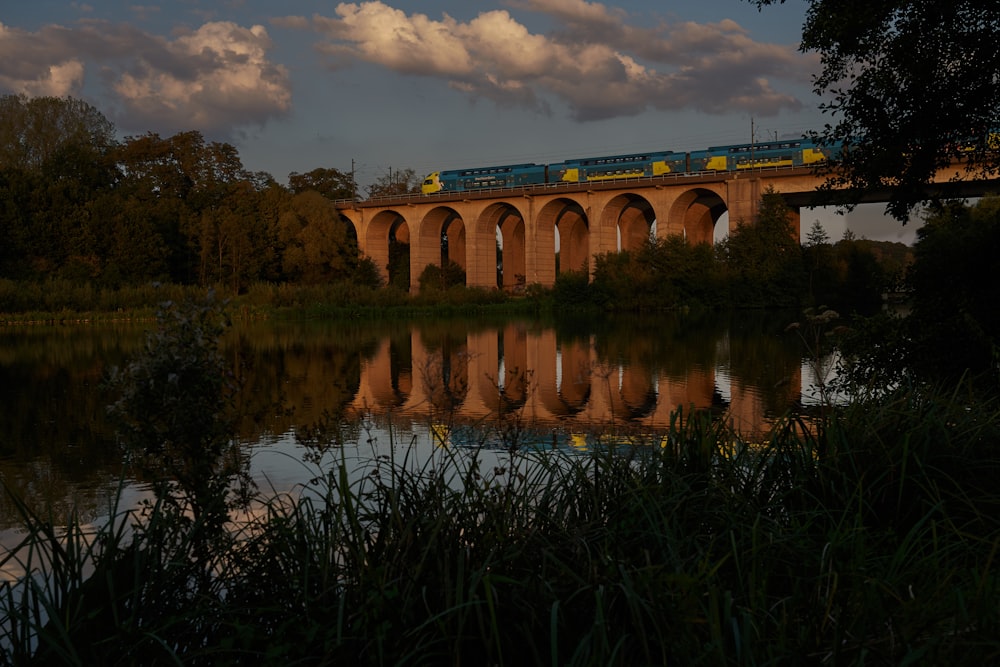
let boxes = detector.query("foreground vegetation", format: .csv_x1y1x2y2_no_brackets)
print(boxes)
2,383,999,665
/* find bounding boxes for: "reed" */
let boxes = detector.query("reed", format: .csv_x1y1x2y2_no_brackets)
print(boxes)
2,385,999,665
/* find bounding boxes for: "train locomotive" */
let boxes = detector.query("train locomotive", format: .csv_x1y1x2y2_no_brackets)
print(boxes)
421,138,839,195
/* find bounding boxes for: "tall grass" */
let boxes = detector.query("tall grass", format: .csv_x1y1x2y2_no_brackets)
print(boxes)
2,388,1000,665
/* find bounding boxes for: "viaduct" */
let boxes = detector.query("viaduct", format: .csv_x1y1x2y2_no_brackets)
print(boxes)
336,166,817,291
336,167,995,290
335,163,995,291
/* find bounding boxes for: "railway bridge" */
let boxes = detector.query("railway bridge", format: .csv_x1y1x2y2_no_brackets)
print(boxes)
334,165,982,291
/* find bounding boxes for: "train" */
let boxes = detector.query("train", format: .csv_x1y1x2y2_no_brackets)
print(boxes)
421,138,840,194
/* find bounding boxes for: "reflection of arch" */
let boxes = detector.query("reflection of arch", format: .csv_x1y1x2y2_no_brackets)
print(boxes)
477,203,526,289
389,334,413,406
558,338,592,411
618,366,658,419
366,210,409,283
420,338,470,413
499,324,528,412
601,194,656,252
418,207,465,284
359,335,413,409
665,189,727,243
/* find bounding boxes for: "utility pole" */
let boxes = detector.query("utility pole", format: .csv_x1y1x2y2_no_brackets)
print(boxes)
351,159,356,200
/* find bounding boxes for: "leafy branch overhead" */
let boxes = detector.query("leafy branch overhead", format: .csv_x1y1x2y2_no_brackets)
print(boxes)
751,1,1000,220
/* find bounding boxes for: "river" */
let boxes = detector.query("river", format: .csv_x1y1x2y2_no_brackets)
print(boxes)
0,311,829,547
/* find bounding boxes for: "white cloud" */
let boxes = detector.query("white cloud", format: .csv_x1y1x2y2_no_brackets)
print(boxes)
0,19,291,135
0,22,83,96
113,22,291,131
292,1,814,121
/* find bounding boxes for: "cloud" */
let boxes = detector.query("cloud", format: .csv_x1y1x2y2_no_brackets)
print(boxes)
289,0,814,121
0,19,291,135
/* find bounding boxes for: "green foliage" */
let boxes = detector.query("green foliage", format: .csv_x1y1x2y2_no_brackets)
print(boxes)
279,191,360,285
752,1,1000,220
288,166,356,200
591,235,722,310
0,94,115,171
839,197,1000,391
106,293,252,537
366,167,421,198
417,260,467,292
353,255,384,290
904,198,1000,384
718,188,805,306
551,269,593,309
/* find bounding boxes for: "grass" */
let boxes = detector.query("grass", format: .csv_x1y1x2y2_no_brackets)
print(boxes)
0,279,547,326
2,387,1000,665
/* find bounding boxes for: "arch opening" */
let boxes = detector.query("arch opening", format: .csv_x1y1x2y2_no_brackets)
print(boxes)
665,188,728,244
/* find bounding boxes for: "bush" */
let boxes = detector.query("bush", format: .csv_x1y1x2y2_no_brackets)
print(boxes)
417,260,466,292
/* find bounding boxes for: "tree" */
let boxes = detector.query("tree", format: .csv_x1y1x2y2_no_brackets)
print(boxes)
366,167,421,198
107,294,252,545
751,1,1000,220
718,187,804,306
0,94,116,171
114,131,253,283
0,95,118,278
904,197,1000,383
804,220,830,248
279,190,360,283
288,167,356,200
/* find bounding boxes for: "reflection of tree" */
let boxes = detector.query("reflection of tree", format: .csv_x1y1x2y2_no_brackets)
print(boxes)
590,312,721,379
0,327,138,528
719,311,803,417
231,321,368,435
419,328,470,413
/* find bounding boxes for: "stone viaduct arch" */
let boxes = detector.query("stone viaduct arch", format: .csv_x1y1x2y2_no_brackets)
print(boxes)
340,166,976,291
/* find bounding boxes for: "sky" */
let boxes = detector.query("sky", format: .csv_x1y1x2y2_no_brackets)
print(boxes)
0,0,920,243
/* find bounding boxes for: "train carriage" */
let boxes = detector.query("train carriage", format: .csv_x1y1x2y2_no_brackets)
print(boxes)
422,163,546,194
420,137,840,194
552,150,685,183
690,139,837,172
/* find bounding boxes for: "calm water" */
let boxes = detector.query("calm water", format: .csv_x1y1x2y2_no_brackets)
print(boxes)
0,311,825,540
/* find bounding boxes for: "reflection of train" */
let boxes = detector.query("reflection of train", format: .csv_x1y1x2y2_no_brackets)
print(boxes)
421,138,840,194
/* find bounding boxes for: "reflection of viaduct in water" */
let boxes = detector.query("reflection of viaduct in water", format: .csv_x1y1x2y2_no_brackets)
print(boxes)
352,325,800,434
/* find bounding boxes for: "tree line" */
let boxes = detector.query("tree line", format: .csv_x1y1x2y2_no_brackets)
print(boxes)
561,188,912,315
0,94,424,292
0,94,916,309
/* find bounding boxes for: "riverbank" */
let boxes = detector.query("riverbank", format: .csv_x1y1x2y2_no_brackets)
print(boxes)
0,278,560,326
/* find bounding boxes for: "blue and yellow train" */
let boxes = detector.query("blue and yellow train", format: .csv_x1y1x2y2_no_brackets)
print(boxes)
421,138,839,194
